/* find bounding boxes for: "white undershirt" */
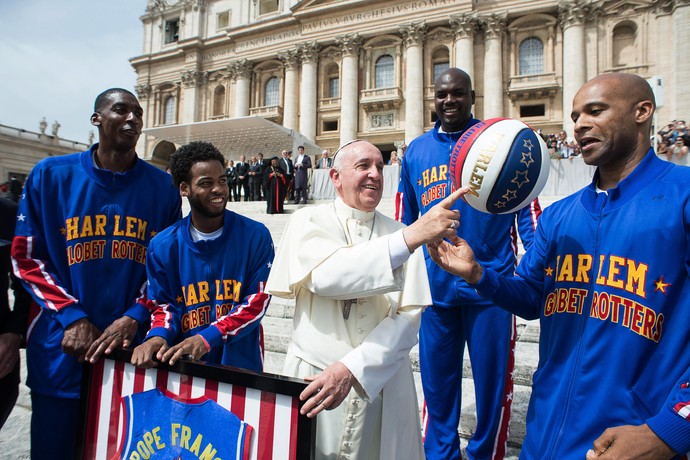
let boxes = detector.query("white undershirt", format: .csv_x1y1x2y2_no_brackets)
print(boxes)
189,224,223,242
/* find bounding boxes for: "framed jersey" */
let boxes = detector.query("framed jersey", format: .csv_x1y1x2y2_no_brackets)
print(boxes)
77,348,315,460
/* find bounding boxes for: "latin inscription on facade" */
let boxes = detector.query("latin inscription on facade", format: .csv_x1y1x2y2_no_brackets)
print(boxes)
302,0,456,33
235,30,302,52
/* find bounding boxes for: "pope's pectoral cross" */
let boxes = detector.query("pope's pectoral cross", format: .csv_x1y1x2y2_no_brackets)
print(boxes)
342,299,357,320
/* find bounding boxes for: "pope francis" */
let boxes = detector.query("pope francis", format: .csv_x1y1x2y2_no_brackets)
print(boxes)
266,140,464,459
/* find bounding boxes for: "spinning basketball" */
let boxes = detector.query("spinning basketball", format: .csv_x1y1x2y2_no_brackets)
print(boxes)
450,118,550,214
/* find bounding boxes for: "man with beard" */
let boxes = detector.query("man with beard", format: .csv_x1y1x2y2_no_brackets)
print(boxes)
11,88,181,459
131,141,273,372
397,68,541,459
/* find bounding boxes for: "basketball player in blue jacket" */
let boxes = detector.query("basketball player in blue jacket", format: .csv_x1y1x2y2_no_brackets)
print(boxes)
132,141,273,372
397,68,541,459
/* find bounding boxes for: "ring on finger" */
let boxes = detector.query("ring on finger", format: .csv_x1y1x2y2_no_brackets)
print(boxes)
449,220,457,229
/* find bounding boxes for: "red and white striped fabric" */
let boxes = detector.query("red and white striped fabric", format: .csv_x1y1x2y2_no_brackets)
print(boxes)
83,358,300,460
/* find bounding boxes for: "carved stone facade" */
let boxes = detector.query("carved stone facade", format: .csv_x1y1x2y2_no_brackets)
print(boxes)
131,0,690,162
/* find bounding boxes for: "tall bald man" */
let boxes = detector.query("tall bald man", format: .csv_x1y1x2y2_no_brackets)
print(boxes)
267,140,464,459
428,73,690,459
397,68,541,459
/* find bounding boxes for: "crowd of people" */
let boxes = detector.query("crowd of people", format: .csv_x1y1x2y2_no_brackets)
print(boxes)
657,120,689,164
1,69,690,460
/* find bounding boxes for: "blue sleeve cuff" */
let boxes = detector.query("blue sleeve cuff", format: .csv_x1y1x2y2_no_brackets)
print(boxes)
472,266,500,298
124,303,150,324
55,304,89,329
145,327,175,344
199,325,223,350
647,407,690,455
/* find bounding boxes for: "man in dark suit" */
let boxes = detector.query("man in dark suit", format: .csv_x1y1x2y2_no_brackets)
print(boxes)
235,154,250,201
249,155,264,201
280,149,294,202
293,145,312,204
256,153,269,200
315,150,332,169
224,159,238,202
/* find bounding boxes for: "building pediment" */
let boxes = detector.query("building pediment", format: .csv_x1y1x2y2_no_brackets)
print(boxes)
601,0,653,15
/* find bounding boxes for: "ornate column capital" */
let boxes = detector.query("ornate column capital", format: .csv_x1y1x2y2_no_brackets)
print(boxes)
400,21,427,47
227,59,253,80
335,33,363,57
558,1,591,29
298,41,321,63
135,83,152,100
181,69,208,87
278,49,301,70
449,13,480,40
481,13,507,40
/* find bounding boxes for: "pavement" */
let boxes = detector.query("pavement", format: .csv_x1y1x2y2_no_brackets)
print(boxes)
0,195,560,459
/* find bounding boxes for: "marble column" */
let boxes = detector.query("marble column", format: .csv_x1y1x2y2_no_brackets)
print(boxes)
449,14,479,83
135,83,152,159
482,14,507,119
672,2,690,118
181,69,208,124
278,49,300,131
559,2,588,136
400,21,427,144
230,59,253,118
336,34,363,145
298,42,320,142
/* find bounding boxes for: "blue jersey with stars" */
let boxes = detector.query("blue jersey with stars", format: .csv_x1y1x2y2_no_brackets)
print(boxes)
11,146,181,398
117,388,252,460
474,150,690,458
145,210,273,372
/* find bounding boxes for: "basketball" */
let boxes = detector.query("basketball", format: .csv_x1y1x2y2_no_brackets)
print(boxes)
450,118,550,214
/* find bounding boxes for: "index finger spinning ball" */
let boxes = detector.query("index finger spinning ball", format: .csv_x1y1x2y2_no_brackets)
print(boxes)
450,118,550,214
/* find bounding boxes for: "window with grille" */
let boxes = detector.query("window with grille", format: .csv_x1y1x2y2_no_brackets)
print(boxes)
519,37,544,75
264,77,279,106
163,96,176,124
433,62,449,82
328,77,339,98
375,55,394,88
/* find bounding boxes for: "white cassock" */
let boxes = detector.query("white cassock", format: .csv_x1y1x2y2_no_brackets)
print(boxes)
266,197,431,460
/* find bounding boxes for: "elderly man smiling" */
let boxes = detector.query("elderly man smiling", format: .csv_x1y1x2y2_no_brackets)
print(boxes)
267,139,463,460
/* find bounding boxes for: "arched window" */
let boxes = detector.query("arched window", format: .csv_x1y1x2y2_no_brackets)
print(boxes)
213,85,225,116
612,23,636,67
375,54,394,88
264,77,279,106
163,96,176,125
519,37,544,75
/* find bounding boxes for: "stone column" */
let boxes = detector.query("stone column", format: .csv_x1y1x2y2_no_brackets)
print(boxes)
181,69,208,124
482,14,507,119
449,14,479,82
673,2,690,118
400,21,427,144
559,2,588,136
298,42,320,142
336,33,363,144
135,83,153,159
229,59,253,118
278,49,301,131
